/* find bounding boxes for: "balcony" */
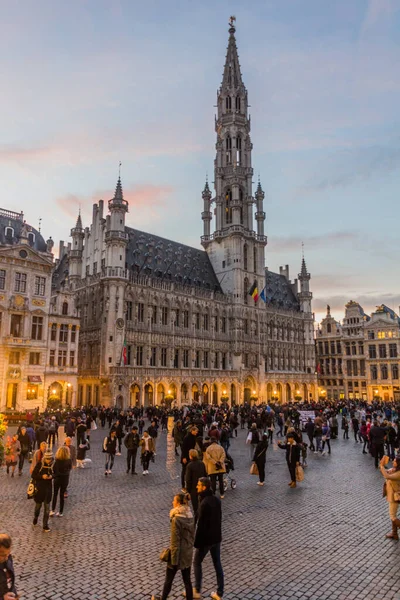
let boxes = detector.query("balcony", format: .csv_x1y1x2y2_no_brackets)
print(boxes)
101,267,128,279
110,366,240,380
105,230,128,242
3,336,31,346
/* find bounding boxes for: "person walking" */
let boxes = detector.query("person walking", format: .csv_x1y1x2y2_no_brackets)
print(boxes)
151,493,195,600
0,533,19,600
192,477,224,600
370,420,386,468
63,437,76,498
321,421,331,455
76,438,90,468
252,432,269,486
148,420,159,454
185,449,207,516
380,453,400,540
50,446,72,517
103,430,117,476
181,426,199,492
341,416,349,440
278,433,301,488
31,450,54,532
305,418,315,451
124,426,140,474
203,440,226,499
173,421,185,456
139,431,155,475
47,417,58,448
5,436,20,478
17,426,31,476
76,418,87,447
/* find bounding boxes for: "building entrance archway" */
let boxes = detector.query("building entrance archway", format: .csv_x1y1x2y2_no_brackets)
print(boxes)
130,384,140,406
145,383,153,406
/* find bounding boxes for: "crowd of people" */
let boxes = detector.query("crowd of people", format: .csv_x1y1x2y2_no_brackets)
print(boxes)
0,400,399,599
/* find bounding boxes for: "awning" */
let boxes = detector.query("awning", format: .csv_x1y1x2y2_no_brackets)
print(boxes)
28,376,42,383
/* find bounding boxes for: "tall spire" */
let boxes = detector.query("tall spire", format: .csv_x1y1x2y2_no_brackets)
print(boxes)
221,16,244,92
76,209,82,230
114,176,124,204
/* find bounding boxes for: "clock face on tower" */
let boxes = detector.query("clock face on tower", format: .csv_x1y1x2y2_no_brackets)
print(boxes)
116,318,124,330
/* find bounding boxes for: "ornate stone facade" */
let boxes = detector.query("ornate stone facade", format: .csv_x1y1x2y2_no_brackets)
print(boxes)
0,211,79,411
316,302,400,402
61,22,316,408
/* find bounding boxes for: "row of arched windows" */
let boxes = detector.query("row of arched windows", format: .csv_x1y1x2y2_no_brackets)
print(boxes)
225,134,242,165
225,95,241,111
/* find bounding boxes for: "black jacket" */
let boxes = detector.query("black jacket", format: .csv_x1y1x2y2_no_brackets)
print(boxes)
279,442,301,465
32,461,53,504
124,432,140,450
185,459,207,494
253,438,269,463
53,458,72,481
104,435,117,455
18,432,31,454
35,425,48,444
0,556,17,597
194,489,222,548
369,425,386,446
181,433,198,464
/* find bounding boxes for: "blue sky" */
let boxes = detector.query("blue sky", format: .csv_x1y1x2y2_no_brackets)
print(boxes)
1,0,400,322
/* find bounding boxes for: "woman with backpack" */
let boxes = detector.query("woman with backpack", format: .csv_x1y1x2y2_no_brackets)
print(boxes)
103,430,117,476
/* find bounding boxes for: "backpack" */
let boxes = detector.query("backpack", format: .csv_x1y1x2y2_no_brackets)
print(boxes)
49,421,56,432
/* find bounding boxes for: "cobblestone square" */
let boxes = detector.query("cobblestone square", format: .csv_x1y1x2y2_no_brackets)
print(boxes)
1,423,399,600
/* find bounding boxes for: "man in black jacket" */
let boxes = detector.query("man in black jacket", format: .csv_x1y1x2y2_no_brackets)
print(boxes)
0,534,18,600
193,477,224,600
185,449,207,516
124,426,140,474
369,421,386,468
180,426,198,491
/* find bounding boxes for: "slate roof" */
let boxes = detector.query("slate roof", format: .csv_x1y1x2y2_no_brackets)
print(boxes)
264,271,300,312
52,252,69,291
0,208,47,252
126,227,222,292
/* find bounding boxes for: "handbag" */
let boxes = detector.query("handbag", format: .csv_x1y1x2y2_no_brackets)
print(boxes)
296,464,304,482
91,421,98,431
27,478,37,500
246,431,252,445
322,435,327,442
250,462,259,475
159,548,171,563
382,481,387,498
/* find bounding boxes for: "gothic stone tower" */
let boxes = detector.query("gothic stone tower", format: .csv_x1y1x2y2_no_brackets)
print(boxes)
201,19,267,303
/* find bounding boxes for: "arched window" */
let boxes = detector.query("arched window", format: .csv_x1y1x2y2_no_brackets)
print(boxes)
226,135,232,164
5,227,14,239
225,189,232,225
62,301,69,316
243,244,248,271
225,96,232,111
244,277,249,304
235,96,241,111
327,323,332,333
236,135,242,165
239,189,244,225
253,247,257,273
28,232,35,245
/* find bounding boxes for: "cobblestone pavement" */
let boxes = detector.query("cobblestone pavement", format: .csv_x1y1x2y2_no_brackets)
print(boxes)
1,423,399,600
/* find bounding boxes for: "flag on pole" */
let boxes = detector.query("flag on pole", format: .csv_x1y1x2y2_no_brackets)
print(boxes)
249,281,259,303
260,287,267,303
121,337,127,366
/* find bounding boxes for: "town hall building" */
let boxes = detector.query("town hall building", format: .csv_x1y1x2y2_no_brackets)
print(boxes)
60,21,317,408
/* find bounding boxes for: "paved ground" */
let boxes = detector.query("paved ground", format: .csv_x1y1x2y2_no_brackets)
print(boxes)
1,422,399,600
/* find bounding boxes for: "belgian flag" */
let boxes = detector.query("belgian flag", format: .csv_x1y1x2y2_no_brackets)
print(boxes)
249,280,259,303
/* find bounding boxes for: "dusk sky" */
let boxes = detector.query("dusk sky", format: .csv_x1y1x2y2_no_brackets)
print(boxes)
1,0,399,324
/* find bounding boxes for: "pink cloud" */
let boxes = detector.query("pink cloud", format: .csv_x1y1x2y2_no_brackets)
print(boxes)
56,184,174,221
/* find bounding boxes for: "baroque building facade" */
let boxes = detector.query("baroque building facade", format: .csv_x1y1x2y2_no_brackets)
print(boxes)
59,22,317,408
316,302,400,402
0,210,79,411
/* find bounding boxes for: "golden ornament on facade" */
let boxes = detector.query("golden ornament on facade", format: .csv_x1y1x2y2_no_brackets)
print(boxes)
15,295,24,307
32,299,46,307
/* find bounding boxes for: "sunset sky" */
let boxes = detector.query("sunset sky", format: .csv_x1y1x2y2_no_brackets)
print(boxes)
1,0,399,323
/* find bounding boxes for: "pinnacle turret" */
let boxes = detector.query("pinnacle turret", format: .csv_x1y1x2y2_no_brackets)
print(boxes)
114,177,124,204
300,256,309,279
76,211,82,230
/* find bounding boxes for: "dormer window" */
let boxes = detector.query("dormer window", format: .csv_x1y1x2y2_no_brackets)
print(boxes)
28,232,35,245
62,301,69,316
5,227,13,239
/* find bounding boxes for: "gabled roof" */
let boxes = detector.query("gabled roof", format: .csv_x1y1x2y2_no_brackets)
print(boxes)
264,271,300,312
126,227,222,292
